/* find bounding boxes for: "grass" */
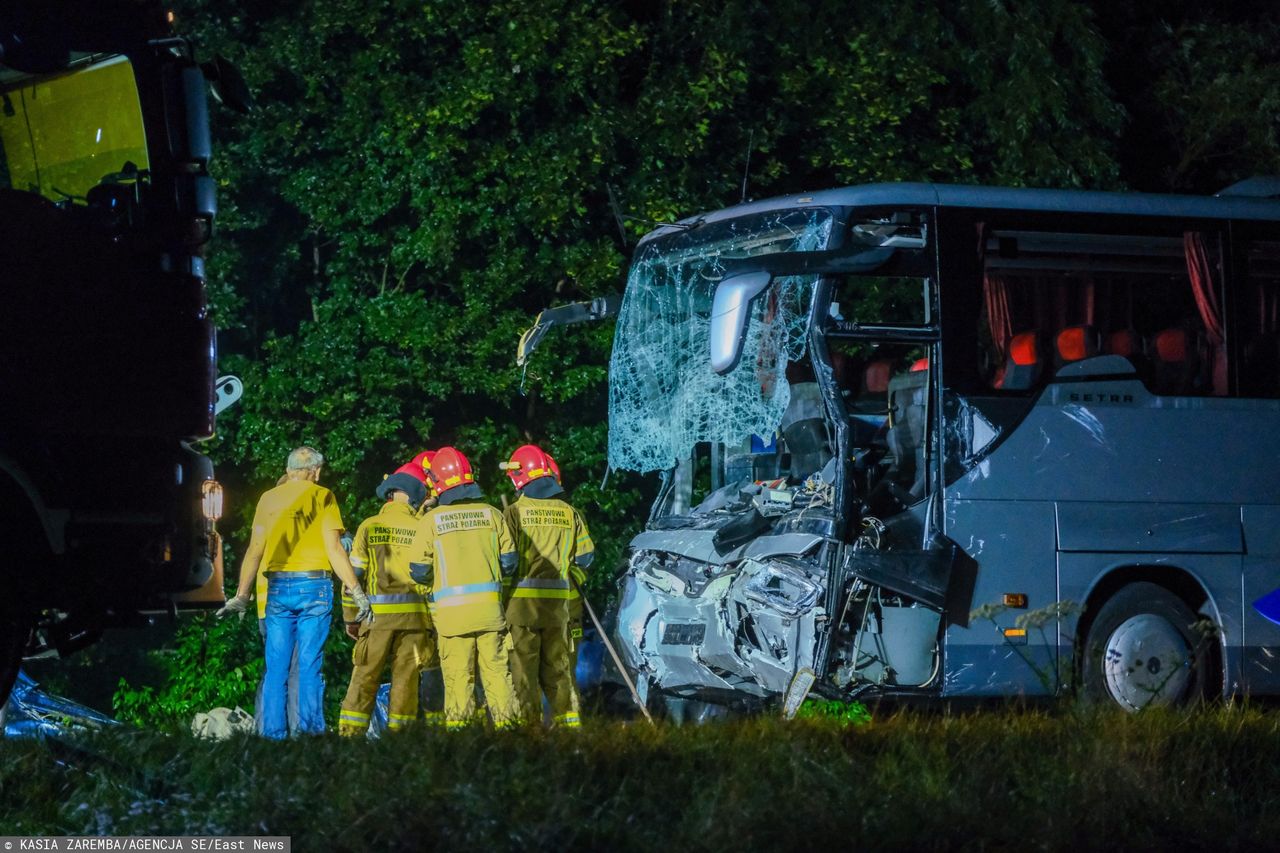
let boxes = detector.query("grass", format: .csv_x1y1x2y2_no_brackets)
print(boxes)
2,705,1278,849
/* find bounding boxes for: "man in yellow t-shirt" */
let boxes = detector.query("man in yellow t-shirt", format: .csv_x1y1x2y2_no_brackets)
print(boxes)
252,473,298,735
217,446,372,739
500,444,594,727
409,446,520,730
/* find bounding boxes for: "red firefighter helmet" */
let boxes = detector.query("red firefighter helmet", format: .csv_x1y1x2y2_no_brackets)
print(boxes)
411,449,437,495
500,443,557,490
425,446,474,495
376,461,430,506
394,461,429,484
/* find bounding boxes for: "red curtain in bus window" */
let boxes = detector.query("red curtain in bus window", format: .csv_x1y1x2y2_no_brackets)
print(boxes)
984,272,1013,361
1184,232,1227,395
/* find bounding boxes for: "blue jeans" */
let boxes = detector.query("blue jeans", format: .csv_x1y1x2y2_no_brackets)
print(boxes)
255,620,299,736
263,574,332,739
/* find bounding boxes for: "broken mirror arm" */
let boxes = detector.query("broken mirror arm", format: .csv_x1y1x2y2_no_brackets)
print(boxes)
516,294,622,367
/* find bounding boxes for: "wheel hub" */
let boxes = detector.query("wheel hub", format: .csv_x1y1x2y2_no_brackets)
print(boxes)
1103,613,1191,710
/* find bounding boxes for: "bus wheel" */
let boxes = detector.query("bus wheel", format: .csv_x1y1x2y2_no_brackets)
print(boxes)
1081,582,1211,711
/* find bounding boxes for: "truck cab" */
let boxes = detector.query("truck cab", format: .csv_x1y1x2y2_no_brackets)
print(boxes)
0,2,235,705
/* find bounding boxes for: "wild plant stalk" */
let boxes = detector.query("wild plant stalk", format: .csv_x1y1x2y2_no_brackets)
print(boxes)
1132,616,1221,710
971,600,1083,695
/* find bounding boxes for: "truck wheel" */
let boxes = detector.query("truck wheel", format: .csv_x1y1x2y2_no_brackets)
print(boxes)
1081,581,1211,711
0,606,30,711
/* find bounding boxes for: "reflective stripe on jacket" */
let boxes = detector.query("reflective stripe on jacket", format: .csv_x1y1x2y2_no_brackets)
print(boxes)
503,496,594,628
511,576,572,600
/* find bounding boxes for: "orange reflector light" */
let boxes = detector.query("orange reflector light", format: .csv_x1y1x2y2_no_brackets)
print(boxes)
1003,593,1027,608
1003,628,1027,638
1057,327,1087,362
1009,332,1038,366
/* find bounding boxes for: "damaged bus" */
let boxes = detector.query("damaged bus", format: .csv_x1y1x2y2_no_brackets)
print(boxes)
549,180,1280,714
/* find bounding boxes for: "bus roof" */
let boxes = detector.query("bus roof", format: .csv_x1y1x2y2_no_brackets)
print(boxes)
640,181,1280,247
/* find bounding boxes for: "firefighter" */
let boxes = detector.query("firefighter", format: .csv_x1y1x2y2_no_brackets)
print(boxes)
409,446,520,729
500,444,595,728
547,456,586,693
337,460,435,736
408,448,446,722
217,446,372,739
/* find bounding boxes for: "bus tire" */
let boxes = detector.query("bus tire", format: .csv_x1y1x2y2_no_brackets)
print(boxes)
1081,581,1211,711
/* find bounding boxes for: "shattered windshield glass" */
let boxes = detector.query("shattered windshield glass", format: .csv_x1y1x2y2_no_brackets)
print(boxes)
608,209,834,473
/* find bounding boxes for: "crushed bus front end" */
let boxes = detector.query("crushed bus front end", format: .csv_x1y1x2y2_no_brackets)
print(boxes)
605,197,963,713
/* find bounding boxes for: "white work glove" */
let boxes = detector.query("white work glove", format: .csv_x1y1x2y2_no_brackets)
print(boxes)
215,594,250,619
348,587,375,626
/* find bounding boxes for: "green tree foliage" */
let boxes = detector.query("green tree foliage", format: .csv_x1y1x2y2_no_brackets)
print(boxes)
1142,22,1280,191
1087,2,1280,193
114,615,262,728
112,612,355,730
189,0,1122,546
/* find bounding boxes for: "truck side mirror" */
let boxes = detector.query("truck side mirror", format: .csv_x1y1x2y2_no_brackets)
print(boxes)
201,55,254,114
709,270,772,374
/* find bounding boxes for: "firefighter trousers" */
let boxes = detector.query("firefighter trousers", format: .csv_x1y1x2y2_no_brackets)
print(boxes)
510,622,580,727
339,627,433,735
438,629,518,729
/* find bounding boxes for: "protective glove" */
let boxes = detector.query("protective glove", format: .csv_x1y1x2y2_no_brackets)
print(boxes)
348,587,375,626
499,551,518,578
409,562,432,585
215,594,250,619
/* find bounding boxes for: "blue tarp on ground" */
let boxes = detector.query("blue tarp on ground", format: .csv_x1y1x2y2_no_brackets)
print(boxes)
5,634,610,739
3,670,119,739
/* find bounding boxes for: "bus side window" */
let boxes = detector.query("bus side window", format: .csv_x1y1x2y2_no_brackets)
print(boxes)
977,229,1227,398
1239,240,1280,398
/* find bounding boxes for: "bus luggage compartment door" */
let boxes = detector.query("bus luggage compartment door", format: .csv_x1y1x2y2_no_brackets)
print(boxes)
943,499,1059,697
1238,506,1280,694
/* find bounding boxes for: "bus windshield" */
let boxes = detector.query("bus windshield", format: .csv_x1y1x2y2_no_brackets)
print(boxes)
0,55,149,203
607,208,833,474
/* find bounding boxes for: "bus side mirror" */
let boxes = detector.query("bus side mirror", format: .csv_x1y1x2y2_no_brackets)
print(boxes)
710,271,772,374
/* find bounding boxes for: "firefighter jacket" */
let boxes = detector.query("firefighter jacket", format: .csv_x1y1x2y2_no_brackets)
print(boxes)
409,500,517,637
503,496,595,629
341,501,431,631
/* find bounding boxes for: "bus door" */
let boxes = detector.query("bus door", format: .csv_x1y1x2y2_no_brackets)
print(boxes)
935,207,1077,697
